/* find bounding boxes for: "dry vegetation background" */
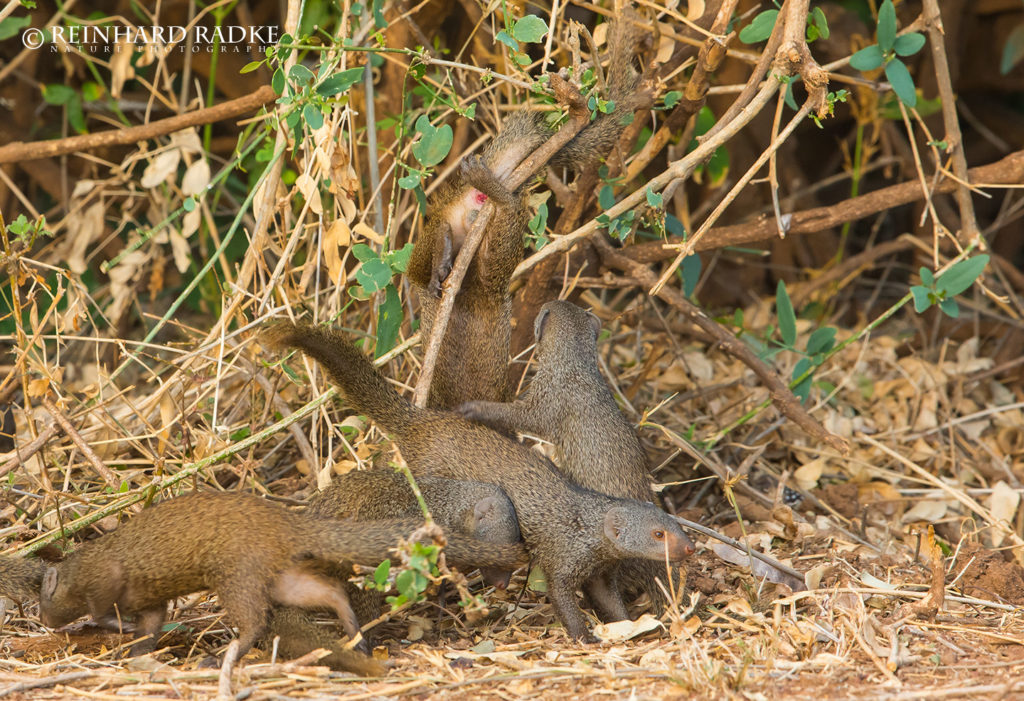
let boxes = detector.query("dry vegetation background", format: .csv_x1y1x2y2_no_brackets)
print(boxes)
1,0,1024,698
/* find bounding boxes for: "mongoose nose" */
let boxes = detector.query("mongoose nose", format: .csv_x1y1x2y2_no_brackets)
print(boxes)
669,531,696,559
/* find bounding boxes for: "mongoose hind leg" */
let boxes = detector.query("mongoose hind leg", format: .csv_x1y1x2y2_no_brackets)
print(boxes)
585,570,629,623
428,227,454,297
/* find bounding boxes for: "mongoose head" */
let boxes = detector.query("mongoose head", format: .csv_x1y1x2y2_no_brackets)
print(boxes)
603,504,695,562
534,300,601,357
39,563,89,628
469,495,521,590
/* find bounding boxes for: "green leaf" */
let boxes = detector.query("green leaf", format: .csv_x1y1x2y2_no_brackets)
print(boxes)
240,60,263,74
42,84,75,106
512,15,548,43
598,184,615,210
395,569,416,599
495,30,517,50
1001,24,1024,75
791,358,813,403
351,243,377,262
375,284,403,358
935,255,989,297
885,58,917,107
528,201,548,239
806,327,836,355
910,285,934,312
645,187,663,208
739,9,778,44
663,90,682,109
810,6,830,40
850,44,884,71
938,297,960,318
386,242,414,272
183,197,196,212
877,0,897,53
82,81,101,102
893,32,925,57
317,67,365,96
373,560,391,586
288,64,315,85
272,68,285,94
67,94,86,134
681,254,701,298
303,103,324,130
919,266,935,286
0,15,30,41
355,257,393,293
776,280,797,347
411,115,453,167
397,173,420,189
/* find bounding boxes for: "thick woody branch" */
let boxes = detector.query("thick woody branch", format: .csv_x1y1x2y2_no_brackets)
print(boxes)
0,85,277,165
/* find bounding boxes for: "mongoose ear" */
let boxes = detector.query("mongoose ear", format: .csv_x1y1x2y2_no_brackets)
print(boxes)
603,507,627,541
585,309,601,339
533,308,551,341
41,566,59,599
474,496,498,523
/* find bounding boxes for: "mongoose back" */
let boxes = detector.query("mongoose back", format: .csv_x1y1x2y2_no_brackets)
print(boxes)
458,300,680,609
265,322,694,641
307,469,521,588
38,492,525,669
407,15,649,410
0,555,46,602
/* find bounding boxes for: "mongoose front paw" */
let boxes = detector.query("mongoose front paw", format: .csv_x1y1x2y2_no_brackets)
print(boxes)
459,154,492,182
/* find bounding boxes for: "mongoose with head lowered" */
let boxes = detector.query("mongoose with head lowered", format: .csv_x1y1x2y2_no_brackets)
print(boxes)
38,491,526,669
306,469,521,589
262,471,523,666
458,300,679,611
406,15,649,410
264,322,694,641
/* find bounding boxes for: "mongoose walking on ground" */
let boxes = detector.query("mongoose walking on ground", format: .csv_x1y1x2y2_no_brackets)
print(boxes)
458,300,680,610
38,491,526,670
406,15,649,410
264,322,694,641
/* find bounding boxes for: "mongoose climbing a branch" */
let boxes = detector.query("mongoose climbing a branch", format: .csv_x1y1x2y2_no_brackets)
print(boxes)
264,322,693,642
407,14,650,410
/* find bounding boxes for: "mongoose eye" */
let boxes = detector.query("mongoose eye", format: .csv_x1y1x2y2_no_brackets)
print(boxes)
653,529,665,540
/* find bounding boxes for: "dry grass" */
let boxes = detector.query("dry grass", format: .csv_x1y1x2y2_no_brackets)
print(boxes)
3,0,1024,698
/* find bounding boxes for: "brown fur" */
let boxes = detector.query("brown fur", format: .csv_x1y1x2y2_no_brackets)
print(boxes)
0,555,46,603
458,300,690,612
406,15,649,410
39,492,525,671
264,322,693,641
263,471,522,665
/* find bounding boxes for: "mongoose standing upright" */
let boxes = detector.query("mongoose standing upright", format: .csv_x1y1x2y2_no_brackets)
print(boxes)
407,15,649,409
38,492,526,670
262,471,522,665
458,300,679,610
264,322,694,641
